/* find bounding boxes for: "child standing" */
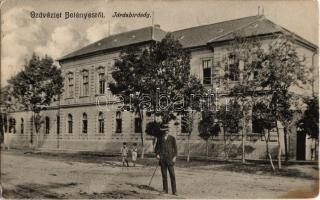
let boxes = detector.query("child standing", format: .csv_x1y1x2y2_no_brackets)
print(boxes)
131,143,138,167
120,142,129,167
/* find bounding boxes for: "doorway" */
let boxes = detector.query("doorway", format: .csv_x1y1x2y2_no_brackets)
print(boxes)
296,132,306,160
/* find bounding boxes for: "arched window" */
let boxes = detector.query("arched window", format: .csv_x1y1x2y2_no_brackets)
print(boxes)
12,118,16,134
98,68,106,94
82,70,89,96
134,113,142,133
21,118,24,134
45,117,50,134
68,114,73,134
9,118,16,133
98,112,104,133
82,113,88,134
99,73,106,94
116,111,122,133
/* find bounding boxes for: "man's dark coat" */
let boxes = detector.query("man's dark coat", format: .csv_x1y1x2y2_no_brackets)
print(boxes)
155,134,178,165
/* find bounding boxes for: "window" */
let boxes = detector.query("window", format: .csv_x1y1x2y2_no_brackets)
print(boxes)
67,72,74,98
45,117,50,134
57,116,60,135
9,118,16,133
99,72,106,94
20,118,24,134
226,54,240,81
252,119,264,134
252,61,263,80
82,70,89,96
68,114,73,134
181,114,190,134
202,59,213,84
134,114,142,133
98,112,104,133
116,111,122,133
82,113,88,134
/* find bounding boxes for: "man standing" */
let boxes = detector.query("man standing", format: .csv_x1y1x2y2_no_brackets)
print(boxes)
155,130,178,195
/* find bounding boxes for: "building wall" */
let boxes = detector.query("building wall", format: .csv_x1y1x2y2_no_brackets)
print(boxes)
3,36,317,160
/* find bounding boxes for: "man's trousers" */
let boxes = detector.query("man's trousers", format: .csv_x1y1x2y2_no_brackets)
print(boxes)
159,159,176,194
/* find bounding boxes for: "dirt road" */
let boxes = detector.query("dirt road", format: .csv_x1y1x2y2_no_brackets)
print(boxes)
1,151,318,199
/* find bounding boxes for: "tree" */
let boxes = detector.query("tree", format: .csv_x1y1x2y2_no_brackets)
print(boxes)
109,34,196,158
216,100,242,160
257,35,306,169
298,96,319,159
145,121,166,137
222,34,265,164
198,109,220,161
179,76,205,162
252,101,276,171
221,33,306,167
8,53,63,147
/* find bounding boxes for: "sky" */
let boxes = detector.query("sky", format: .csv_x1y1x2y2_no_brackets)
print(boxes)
1,0,318,86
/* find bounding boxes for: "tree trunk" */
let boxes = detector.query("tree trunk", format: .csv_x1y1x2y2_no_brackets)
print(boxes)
241,107,246,164
187,134,190,163
206,140,209,161
139,110,145,159
30,113,34,146
242,130,245,164
226,139,233,161
315,139,318,160
276,125,282,169
222,126,228,160
265,130,275,171
268,153,275,171
284,126,288,163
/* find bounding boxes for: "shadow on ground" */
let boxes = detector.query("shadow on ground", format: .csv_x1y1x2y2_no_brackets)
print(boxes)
3,181,177,199
13,150,320,180
3,182,77,199
212,163,318,180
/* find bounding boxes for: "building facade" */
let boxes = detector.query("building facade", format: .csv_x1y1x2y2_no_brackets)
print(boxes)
2,15,318,160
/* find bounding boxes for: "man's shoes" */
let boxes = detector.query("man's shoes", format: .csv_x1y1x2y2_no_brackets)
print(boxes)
161,190,168,194
173,192,178,196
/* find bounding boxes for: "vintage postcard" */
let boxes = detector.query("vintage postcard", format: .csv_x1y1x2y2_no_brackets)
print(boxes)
0,0,319,199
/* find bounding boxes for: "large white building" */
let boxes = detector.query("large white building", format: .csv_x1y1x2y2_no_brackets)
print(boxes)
2,15,318,160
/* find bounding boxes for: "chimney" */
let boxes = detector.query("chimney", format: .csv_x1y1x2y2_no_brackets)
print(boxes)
154,24,160,29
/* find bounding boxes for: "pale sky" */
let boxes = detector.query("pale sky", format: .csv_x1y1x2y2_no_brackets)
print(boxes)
1,0,318,86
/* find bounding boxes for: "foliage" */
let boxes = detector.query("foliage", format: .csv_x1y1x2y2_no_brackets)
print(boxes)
7,53,63,142
252,101,276,132
145,121,166,138
217,100,242,134
198,111,220,141
8,53,63,113
298,97,319,139
109,34,193,122
109,34,204,158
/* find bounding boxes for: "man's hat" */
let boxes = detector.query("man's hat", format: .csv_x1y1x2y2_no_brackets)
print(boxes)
160,124,169,131
123,142,127,145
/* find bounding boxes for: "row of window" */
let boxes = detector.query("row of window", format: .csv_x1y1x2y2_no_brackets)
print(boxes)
66,67,107,98
202,55,262,84
5,111,142,135
4,113,274,138
180,115,269,135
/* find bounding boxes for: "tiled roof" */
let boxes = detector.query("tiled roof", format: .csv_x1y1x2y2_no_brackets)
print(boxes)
172,15,263,47
58,15,317,61
59,26,167,61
